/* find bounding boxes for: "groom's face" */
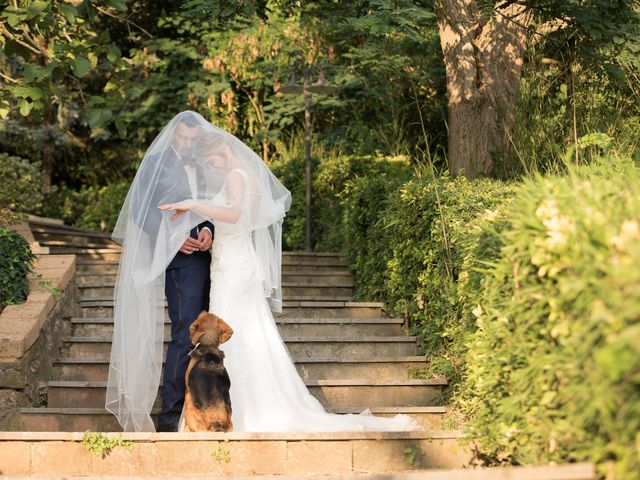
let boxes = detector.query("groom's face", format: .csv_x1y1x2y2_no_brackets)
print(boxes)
172,122,200,159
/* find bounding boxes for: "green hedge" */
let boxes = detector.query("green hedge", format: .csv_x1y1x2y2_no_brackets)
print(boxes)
339,149,639,477
0,227,35,308
38,182,130,232
0,153,46,226
341,174,515,380
456,158,640,478
271,152,411,251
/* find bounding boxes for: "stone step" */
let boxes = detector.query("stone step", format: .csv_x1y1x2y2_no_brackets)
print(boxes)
57,249,350,267
77,261,353,275
35,238,119,250
46,379,446,409
54,356,426,382
71,317,406,338
47,247,123,257
61,335,418,360
78,285,355,301
29,224,114,241
80,300,385,319
0,431,471,476
19,406,446,432
77,271,355,286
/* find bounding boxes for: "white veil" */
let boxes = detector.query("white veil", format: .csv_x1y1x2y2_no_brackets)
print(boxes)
106,111,291,432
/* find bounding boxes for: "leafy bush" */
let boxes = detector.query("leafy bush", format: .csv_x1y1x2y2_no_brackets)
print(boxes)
38,182,129,232
76,183,130,232
456,158,640,478
341,173,515,379
387,177,516,375
271,142,411,251
341,173,408,299
0,227,35,308
0,153,47,226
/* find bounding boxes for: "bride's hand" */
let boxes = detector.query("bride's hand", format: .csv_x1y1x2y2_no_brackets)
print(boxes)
158,200,195,220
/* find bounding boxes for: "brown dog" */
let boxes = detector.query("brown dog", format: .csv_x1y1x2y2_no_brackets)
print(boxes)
183,311,234,432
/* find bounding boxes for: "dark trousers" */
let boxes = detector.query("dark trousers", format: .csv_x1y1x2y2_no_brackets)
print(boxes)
158,254,211,428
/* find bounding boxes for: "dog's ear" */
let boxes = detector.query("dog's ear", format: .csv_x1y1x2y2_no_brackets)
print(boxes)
217,317,234,344
189,311,208,341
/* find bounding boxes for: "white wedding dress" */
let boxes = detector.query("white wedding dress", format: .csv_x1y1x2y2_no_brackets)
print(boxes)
192,169,419,432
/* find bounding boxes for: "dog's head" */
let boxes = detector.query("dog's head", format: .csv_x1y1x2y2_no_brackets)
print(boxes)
189,311,234,347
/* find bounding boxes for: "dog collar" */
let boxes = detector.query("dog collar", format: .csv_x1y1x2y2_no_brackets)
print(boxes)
188,342,201,357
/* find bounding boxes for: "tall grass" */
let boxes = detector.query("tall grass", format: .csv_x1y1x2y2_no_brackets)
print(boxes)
511,44,640,176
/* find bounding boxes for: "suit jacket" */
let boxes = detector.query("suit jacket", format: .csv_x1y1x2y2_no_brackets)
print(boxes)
131,148,214,270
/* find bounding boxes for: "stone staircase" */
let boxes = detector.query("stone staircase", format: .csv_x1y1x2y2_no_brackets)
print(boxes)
0,219,597,478
4,219,472,475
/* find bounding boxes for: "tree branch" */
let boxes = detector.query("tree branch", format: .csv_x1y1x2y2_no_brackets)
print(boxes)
95,6,154,38
0,25,48,58
0,71,19,83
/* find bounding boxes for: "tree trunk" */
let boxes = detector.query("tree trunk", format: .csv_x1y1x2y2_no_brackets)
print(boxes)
435,0,532,178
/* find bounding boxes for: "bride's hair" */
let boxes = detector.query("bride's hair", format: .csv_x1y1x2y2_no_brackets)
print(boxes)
195,132,227,159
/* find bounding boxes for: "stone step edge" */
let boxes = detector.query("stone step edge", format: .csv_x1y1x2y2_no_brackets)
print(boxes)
0,430,464,441
47,378,447,387
63,335,417,343
53,355,426,366
77,281,356,288
81,296,357,303
48,246,346,260
54,355,425,364
78,268,353,276
20,406,447,415
75,260,350,267
70,317,404,325
0,463,598,480
79,300,385,308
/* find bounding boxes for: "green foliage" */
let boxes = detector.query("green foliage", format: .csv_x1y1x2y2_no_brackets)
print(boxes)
181,0,272,24
0,153,47,225
512,36,640,175
0,227,35,308
34,273,62,301
455,154,640,478
38,182,129,232
0,1,133,133
403,444,424,466
81,431,133,457
341,173,407,299
340,139,640,476
211,443,231,463
271,136,411,251
341,172,515,379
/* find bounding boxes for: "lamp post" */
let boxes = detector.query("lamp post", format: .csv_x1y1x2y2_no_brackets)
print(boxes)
276,61,337,251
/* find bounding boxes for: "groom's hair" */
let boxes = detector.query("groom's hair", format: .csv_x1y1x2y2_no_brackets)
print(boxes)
178,112,199,129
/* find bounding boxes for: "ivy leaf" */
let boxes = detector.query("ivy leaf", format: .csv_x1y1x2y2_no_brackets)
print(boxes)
106,45,121,62
23,63,53,82
12,86,44,100
4,10,24,27
0,101,9,119
115,117,127,138
18,99,34,116
59,4,77,23
72,56,92,77
88,95,106,106
26,0,50,20
106,0,128,12
87,108,113,129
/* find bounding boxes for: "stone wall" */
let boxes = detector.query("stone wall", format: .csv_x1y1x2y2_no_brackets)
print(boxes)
0,255,78,430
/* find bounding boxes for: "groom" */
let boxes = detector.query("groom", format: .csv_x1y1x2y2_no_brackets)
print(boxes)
148,113,214,432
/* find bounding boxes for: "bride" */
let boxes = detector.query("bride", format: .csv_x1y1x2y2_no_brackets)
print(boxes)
107,111,418,432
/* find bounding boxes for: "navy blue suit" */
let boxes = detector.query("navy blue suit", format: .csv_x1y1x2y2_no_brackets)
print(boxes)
160,225,212,428
132,148,214,429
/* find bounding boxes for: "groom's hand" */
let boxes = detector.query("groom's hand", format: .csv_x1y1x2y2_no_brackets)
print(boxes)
198,228,213,251
179,237,201,254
